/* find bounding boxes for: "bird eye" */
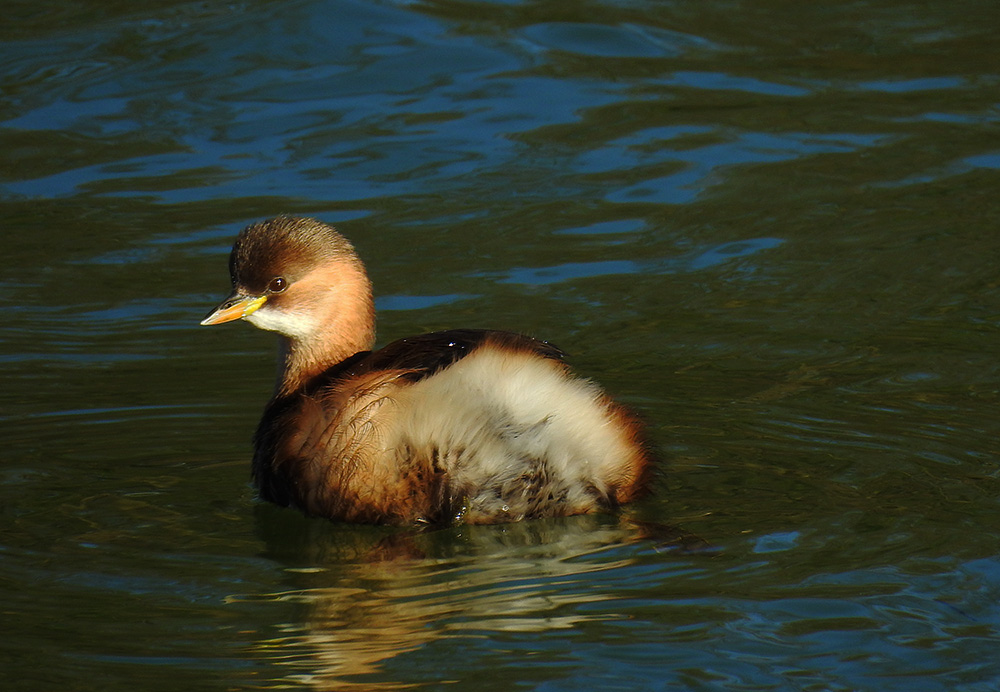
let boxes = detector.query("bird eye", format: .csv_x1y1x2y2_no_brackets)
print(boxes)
268,277,287,294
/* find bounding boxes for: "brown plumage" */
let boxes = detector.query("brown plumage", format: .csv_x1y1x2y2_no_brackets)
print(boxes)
202,216,651,526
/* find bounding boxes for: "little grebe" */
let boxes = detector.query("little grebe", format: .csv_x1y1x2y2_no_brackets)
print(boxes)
202,217,650,525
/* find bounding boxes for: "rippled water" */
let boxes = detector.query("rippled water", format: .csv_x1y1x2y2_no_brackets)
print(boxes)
4,0,1000,689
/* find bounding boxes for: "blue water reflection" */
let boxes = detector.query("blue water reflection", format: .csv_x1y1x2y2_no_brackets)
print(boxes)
485,236,784,284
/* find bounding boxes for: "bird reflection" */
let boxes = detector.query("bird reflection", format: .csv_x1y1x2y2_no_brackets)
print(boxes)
237,509,706,689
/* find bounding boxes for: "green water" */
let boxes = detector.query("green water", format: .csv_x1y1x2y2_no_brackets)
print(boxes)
3,0,1000,689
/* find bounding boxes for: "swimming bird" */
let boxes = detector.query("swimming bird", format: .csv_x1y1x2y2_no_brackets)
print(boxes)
201,216,650,525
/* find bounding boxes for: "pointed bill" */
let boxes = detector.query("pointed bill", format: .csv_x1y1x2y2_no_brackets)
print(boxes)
200,293,267,326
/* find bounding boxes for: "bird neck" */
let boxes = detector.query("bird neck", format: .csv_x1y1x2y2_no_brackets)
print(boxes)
274,260,376,396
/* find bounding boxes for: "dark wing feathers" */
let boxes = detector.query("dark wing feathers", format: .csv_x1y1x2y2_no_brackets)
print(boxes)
310,329,566,390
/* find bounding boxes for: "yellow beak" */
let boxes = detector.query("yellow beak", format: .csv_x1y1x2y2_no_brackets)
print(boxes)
200,293,267,326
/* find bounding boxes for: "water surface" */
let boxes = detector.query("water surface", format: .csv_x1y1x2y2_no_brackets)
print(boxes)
3,0,1000,689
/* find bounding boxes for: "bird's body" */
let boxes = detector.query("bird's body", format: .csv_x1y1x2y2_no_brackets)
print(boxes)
202,217,650,526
